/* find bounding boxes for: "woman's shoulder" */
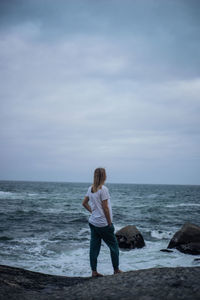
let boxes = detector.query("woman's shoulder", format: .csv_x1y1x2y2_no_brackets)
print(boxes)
102,184,108,190
101,185,109,191
87,185,92,192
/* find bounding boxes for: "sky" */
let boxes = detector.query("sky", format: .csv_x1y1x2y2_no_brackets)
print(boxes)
0,0,200,185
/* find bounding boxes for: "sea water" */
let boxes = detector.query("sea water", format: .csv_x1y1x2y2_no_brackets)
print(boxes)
0,181,200,277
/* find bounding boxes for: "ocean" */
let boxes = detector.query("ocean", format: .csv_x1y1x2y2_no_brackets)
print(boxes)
0,180,200,277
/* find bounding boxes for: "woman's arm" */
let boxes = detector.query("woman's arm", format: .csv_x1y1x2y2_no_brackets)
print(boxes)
102,200,112,225
82,196,92,213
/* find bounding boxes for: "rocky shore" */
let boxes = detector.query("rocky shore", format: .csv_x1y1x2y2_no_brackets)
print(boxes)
0,265,200,300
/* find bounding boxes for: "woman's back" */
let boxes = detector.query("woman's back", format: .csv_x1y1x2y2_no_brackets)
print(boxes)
86,185,112,227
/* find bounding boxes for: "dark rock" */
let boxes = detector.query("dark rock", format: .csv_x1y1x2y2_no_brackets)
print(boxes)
115,225,145,249
0,264,200,300
160,249,174,253
167,223,200,255
177,243,200,255
0,264,90,300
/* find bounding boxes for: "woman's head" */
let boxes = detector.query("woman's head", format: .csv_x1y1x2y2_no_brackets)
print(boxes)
93,168,106,192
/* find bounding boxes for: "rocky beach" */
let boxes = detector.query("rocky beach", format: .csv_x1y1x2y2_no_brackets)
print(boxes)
0,264,200,300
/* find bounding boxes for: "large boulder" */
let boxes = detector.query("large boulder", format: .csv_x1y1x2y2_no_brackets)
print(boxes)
167,223,200,255
115,225,145,249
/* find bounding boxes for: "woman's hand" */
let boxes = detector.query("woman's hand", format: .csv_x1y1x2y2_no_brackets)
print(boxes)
82,196,92,213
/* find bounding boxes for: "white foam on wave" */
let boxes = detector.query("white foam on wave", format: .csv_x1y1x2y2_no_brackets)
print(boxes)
0,190,22,200
33,241,200,276
166,203,200,208
151,230,173,240
3,237,200,277
0,191,13,197
27,193,39,197
133,205,147,208
147,194,158,199
39,208,66,214
118,240,200,272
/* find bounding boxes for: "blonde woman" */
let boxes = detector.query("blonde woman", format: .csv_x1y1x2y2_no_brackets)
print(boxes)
82,168,122,277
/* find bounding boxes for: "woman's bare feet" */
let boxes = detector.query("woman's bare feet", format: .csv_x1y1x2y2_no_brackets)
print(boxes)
92,271,104,277
114,269,123,274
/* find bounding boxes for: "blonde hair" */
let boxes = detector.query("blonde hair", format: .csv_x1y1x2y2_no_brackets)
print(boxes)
92,168,106,192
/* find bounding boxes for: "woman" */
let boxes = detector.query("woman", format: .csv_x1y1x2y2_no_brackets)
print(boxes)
82,167,122,277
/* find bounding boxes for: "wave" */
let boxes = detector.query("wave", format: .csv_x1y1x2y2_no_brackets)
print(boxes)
147,194,158,199
0,191,13,197
15,209,40,215
0,190,21,200
27,193,39,197
150,230,173,240
166,203,200,208
67,216,88,224
132,205,147,208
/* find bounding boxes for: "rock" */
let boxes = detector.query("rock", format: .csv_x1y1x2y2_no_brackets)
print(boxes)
115,225,145,249
168,223,200,255
160,249,174,253
1,264,200,300
177,243,200,255
0,264,90,300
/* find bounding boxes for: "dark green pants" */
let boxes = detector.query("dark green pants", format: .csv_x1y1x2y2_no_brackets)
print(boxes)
89,222,119,271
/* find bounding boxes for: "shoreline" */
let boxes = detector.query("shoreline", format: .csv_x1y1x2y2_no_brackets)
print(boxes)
0,264,200,300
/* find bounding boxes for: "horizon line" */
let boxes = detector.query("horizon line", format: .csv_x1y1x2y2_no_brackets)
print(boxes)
0,178,199,187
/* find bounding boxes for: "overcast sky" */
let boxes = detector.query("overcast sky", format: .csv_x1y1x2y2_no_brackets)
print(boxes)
0,0,200,184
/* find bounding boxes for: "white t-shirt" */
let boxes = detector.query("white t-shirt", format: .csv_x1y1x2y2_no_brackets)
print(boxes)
86,185,113,227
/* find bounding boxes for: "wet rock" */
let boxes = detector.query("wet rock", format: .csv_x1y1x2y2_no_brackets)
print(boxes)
0,264,90,300
160,249,174,253
168,223,200,255
115,225,145,249
177,242,200,255
1,264,200,300
193,258,200,264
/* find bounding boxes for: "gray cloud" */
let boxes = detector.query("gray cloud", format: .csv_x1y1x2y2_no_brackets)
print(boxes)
0,0,200,184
